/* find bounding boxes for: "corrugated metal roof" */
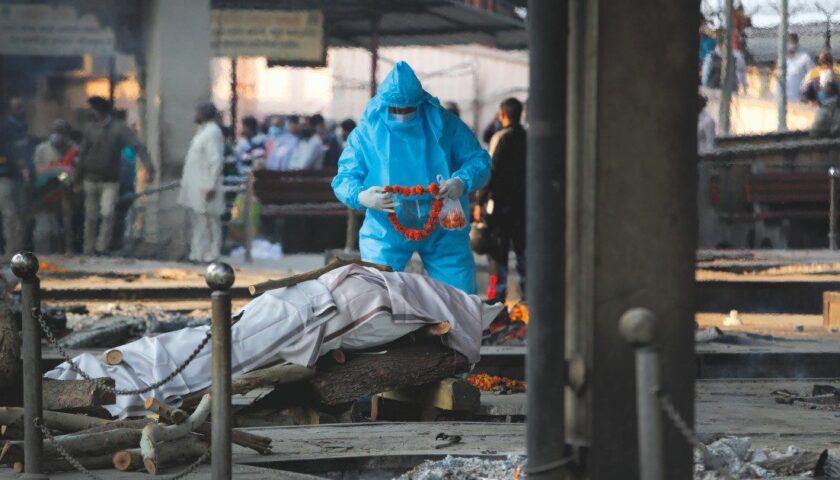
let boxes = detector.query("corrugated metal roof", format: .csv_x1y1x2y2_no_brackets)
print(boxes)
211,0,527,50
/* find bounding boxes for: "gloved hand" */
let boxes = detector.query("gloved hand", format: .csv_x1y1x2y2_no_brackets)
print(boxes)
437,178,464,199
359,186,399,212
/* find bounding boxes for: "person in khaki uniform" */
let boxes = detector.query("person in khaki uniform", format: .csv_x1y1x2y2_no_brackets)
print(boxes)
77,97,154,255
177,102,225,263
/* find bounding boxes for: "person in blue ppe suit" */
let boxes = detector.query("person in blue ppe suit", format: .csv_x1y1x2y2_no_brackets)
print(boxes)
332,61,490,294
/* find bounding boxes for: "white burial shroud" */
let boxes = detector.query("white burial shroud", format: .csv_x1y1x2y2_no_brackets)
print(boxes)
45,265,503,418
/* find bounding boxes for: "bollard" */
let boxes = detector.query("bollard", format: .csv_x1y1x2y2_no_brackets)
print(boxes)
830,167,840,250
206,262,234,480
619,308,664,480
12,252,48,479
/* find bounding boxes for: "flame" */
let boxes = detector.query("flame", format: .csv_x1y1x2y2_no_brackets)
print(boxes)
38,261,66,273
507,302,529,325
513,465,521,480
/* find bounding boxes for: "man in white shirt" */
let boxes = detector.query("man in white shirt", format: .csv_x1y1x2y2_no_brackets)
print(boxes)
177,102,225,263
697,94,716,154
786,33,814,103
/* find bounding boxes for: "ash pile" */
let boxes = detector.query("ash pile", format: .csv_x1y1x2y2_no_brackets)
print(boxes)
399,455,525,480
693,436,840,479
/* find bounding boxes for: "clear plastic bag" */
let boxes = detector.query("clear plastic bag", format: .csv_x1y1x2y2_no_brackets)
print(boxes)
439,197,467,230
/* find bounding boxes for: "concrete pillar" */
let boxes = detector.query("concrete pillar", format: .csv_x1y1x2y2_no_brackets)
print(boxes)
140,0,212,258
566,0,697,478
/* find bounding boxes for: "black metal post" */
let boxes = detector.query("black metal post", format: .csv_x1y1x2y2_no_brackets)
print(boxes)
12,252,48,479
526,0,567,478
206,263,234,480
830,167,839,250
620,308,664,480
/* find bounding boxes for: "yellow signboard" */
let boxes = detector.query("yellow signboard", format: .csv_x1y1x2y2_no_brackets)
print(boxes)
0,4,115,57
210,9,325,66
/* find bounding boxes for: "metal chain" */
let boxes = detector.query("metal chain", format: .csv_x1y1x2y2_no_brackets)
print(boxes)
655,388,736,480
36,418,209,479
35,307,211,396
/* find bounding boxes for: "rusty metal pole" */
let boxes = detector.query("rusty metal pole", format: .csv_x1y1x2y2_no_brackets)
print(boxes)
620,308,664,480
830,167,839,250
12,252,48,480
206,262,234,480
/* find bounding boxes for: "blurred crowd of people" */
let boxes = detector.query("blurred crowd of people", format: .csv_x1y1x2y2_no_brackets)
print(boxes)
0,95,153,257
234,113,356,173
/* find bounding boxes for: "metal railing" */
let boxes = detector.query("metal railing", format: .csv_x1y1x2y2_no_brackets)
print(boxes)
12,252,235,479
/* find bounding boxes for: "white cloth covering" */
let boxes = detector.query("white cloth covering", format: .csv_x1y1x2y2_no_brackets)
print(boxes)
45,266,502,418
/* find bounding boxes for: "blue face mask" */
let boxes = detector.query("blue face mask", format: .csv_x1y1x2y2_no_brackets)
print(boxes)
388,110,417,123
268,126,282,136
819,90,830,104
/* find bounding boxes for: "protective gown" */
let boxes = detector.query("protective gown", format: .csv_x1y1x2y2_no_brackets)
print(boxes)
332,61,490,293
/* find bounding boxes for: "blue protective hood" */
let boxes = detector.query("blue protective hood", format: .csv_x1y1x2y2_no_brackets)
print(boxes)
361,61,443,138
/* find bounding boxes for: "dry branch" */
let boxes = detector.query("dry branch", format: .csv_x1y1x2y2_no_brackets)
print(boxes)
248,258,392,295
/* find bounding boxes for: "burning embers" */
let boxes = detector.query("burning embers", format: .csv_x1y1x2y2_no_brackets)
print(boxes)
468,373,526,394
483,302,528,345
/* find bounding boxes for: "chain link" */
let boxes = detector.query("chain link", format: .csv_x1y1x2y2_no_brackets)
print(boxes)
35,307,211,396
655,388,736,480
35,418,209,479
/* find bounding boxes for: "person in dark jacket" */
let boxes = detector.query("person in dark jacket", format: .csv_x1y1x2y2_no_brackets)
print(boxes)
0,96,30,255
78,96,154,255
476,98,526,302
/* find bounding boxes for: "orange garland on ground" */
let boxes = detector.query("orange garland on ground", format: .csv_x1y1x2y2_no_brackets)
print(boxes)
467,373,527,393
384,183,443,241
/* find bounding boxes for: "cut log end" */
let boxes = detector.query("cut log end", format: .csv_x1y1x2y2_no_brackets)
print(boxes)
144,458,158,475
12,462,22,474
426,322,451,336
143,397,155,410
103,349,123,365
331,349,346,364
112,449,144,471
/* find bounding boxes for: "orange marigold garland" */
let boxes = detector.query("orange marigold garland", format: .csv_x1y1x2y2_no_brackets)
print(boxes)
384,183,443,241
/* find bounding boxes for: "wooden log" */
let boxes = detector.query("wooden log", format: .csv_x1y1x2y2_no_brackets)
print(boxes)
113,449,144,472
140,395,210,464
0,407,110,435
43,377,116,409
424,322,451,336
101,348,124,365
0,428,142,465
0,298,20,405
144,397,271,454
331,349,346,365
248,258,392,295
144,436,208,475
182,364,315,407
58,316,144,349
309,343,471,406
379,378,480,412
14,454,114,473
144,397,188,424
765,449,824,476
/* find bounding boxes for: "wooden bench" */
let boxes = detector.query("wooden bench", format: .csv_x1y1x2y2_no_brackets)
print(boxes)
251,168,349,217
242,169,362,256
745,172,829,220
711,171,831,221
